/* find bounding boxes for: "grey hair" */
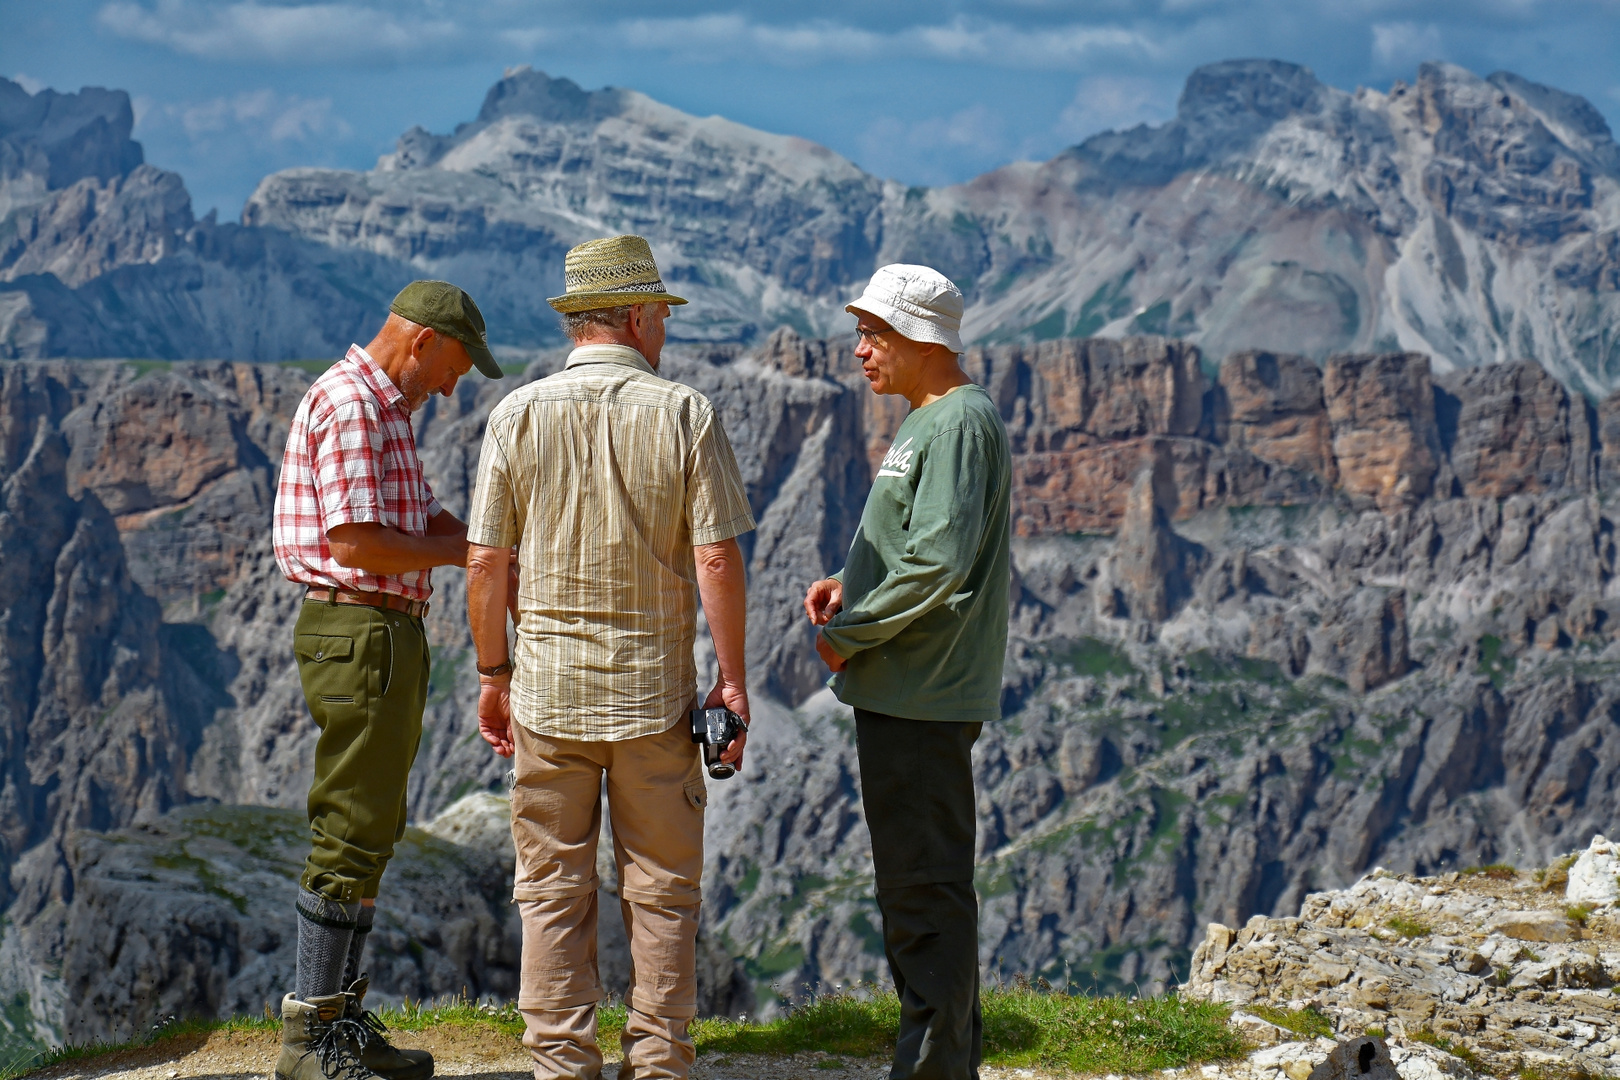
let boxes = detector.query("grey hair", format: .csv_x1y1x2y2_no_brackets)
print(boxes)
560,305,637,341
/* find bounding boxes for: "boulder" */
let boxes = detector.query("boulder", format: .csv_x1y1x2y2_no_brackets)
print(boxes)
1306,1036,1398,1080
1322,352,1442,510
1566,834,1620,907
1484,910,1573,942
420,791,515,872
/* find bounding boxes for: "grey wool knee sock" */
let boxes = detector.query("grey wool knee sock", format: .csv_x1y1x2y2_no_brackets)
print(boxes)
296,888,360,1001
342,904,375,990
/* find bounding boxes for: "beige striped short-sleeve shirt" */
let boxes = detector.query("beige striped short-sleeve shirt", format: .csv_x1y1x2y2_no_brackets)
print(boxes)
466,344,755,741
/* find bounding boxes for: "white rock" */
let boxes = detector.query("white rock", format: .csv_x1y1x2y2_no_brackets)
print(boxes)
1566,835,1620,907
421,790,514,866
1388,1042,1474,1080
1250,1042,1329,1072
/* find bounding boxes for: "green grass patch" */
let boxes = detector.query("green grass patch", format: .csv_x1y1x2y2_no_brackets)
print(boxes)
1071,271,1136,338
1518,1064,1604,1080
1462,864,1518,880
1130,300,1171,336
1052,637,1136,680
695,988,1244,1073
5,990,1246,1080
1385,916,1431,938
1410,1028,1487,1072
1477,634,1516,688
1536,854,1578,893
1566,904,1593,927
1248,1004,1333,1040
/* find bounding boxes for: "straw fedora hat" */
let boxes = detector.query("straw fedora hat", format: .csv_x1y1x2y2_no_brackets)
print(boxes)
548,234,688,313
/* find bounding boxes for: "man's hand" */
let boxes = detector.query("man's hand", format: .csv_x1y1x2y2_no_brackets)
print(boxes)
478,674,514,757
704,679,750,770
816,633,848,673
804,578,843,625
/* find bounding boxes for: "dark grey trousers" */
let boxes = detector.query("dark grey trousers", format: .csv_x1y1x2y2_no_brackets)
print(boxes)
854,709,983,1080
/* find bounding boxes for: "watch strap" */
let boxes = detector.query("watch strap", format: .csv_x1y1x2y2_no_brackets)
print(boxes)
477,660,513,677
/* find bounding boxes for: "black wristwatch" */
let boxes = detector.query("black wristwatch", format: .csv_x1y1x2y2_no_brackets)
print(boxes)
477,659,513,677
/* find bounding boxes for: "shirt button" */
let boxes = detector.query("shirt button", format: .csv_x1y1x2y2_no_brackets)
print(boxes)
315,651,324,659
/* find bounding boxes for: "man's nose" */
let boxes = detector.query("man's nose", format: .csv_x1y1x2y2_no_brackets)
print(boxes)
855,340,872,359
440,373,460,397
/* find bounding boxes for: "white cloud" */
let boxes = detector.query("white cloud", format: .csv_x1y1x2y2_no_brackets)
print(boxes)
618,14,881,63
1370,21,1444,72
856,105,1014,184
912,18,1157,66
145,89,351,144
11,73,47,95
1053,75,1173,144
97,0,457,63
592,13,1152,69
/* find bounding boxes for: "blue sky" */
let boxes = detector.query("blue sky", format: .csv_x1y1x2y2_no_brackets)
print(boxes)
3,1,1617,221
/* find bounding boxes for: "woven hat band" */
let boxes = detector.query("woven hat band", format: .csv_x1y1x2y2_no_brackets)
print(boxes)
565,258,660,291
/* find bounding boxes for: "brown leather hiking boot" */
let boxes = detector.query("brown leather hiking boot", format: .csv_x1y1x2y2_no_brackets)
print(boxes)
344,976,434,1080
275,992,383,1080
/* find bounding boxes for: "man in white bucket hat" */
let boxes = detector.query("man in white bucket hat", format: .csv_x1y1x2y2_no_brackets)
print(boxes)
804,264,1011,1080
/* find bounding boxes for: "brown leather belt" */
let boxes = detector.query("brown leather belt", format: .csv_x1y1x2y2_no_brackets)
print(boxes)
305,587,429,619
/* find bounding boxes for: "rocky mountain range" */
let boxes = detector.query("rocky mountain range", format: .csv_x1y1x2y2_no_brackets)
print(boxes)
2,57,1619,394
0,324,1617,1054
3,48,1620,1064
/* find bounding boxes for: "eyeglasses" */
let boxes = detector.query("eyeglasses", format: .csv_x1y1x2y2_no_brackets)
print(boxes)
854,327,894,347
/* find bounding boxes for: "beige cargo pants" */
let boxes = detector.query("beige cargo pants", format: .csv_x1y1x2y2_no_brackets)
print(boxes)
510,717,708,1080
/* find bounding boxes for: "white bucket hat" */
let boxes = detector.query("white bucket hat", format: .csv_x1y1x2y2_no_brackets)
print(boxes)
846,264,964,354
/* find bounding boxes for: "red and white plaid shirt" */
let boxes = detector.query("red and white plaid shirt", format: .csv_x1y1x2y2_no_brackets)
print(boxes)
273,345,442,601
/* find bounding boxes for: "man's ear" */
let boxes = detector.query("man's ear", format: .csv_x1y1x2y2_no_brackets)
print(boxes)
410,325,437,360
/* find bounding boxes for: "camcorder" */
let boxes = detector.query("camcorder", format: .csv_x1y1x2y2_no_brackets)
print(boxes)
689,706,745,779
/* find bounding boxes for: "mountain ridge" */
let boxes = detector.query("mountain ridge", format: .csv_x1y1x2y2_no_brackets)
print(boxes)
1,58,1618,394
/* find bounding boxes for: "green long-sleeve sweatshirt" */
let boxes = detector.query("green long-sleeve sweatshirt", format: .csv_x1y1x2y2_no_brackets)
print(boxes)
822,383,1012,723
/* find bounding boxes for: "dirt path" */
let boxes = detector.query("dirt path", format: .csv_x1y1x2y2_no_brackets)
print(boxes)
25,1027,1073,1080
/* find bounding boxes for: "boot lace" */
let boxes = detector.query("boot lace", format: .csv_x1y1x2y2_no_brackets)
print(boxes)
353,1005,391,1048
307,1015,375,1080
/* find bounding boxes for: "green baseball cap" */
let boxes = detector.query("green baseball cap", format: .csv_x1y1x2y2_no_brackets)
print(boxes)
389,280,502,379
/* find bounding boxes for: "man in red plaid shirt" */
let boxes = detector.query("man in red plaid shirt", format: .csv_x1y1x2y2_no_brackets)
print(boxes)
271,280,503,1080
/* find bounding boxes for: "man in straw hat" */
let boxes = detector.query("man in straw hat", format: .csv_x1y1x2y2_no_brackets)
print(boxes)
465,235,755,1079
804,264,1011,1080
271,280,505,1080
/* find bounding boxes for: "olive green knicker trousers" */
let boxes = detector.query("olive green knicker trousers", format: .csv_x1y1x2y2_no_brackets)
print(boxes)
293,599,430,903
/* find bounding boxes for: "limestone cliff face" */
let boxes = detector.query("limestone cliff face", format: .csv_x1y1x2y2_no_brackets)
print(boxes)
3,60,1619,395
1322,353,1444,511
2,332,1618,1049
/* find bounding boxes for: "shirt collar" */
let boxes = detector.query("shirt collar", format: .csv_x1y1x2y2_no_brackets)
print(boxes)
565,344,657,377
346,344,408,411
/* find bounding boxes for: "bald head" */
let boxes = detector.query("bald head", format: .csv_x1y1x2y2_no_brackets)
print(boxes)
365,313,475,410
